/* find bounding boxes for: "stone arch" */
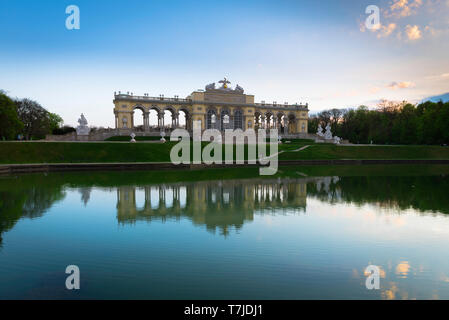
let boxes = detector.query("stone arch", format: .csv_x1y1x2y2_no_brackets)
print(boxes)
234,109,243,130
132,104,146,111
276,112,286,133
132,104,146,130
145,105,161,130
149,105,162,114
178,108,190,130
220,108,231,131
206,108,217,129
162,106,177,129
265,111,275,129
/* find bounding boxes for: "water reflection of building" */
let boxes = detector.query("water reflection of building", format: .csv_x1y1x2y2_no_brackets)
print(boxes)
116,178,308,236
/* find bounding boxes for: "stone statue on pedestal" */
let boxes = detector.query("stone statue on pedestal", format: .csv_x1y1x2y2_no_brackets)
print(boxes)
324,123,333,140
76,113,90,136
317,124,324,137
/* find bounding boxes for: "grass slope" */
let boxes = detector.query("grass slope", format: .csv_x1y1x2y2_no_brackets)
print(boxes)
0,141,449,164
279,145,449,160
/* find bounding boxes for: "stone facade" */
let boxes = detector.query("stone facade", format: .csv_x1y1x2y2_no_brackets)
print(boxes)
113,80,309,136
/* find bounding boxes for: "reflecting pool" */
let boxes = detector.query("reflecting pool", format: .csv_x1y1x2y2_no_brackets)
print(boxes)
0,166,449,299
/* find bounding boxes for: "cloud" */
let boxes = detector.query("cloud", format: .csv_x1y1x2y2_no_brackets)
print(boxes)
424,25,438,36
377,23,397,38
425,72,449,79
405,24,422,40
386,0,423,18
387,81,416,90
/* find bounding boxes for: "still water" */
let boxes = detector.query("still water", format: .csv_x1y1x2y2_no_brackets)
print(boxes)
0,168,449,299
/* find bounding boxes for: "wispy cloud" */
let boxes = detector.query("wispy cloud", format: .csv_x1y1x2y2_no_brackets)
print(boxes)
387,81,416,90
425,72,449,79
377,23,397,38
385,0,423,19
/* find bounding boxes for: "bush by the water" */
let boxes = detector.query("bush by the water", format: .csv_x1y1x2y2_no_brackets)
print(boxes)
52,126,76,135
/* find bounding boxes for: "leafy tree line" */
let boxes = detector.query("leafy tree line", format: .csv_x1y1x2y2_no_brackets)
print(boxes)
308,100,449,145
0,90,72,140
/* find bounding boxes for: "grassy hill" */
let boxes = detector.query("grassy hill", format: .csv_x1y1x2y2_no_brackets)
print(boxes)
0,141,449,164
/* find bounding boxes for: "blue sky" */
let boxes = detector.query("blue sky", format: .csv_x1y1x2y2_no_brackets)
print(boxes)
1,0,448,127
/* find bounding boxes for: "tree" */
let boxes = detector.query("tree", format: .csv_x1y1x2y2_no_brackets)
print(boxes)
15,98,52,140
307,115,319,134
317,110,331,126
48,113,64,133
329,108,343,136
308,100,449,145
0,91,23,140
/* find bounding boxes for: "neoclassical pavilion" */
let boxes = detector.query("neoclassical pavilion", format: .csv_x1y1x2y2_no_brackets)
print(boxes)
113,78,309,136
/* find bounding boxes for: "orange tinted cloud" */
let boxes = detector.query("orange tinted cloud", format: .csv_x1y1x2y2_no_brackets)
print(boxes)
386,0,423,18
387,81,416,90
405,24,422,40
377,23,398,38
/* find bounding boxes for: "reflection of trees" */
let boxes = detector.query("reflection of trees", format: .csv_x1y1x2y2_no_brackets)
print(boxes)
307,175,449,215
0,175,66,247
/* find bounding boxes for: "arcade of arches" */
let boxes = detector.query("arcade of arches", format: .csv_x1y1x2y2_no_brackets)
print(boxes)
113,79,309,136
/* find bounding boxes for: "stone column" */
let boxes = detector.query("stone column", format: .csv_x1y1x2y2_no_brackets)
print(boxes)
131,111,134,129
144,112,150,131
158,112,164,129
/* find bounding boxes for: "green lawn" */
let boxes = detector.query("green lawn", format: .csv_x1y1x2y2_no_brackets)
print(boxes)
279,144,449,160
0,141,449,164
0,142,175,163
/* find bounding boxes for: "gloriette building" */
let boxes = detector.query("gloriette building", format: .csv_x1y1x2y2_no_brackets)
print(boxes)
113,78,309,136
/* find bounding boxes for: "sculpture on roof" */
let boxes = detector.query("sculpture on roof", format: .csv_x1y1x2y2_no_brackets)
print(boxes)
235,84,244,93
205,83,216,90
218,77,231,89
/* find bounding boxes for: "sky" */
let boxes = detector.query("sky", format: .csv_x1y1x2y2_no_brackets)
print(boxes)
1,0,449,127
